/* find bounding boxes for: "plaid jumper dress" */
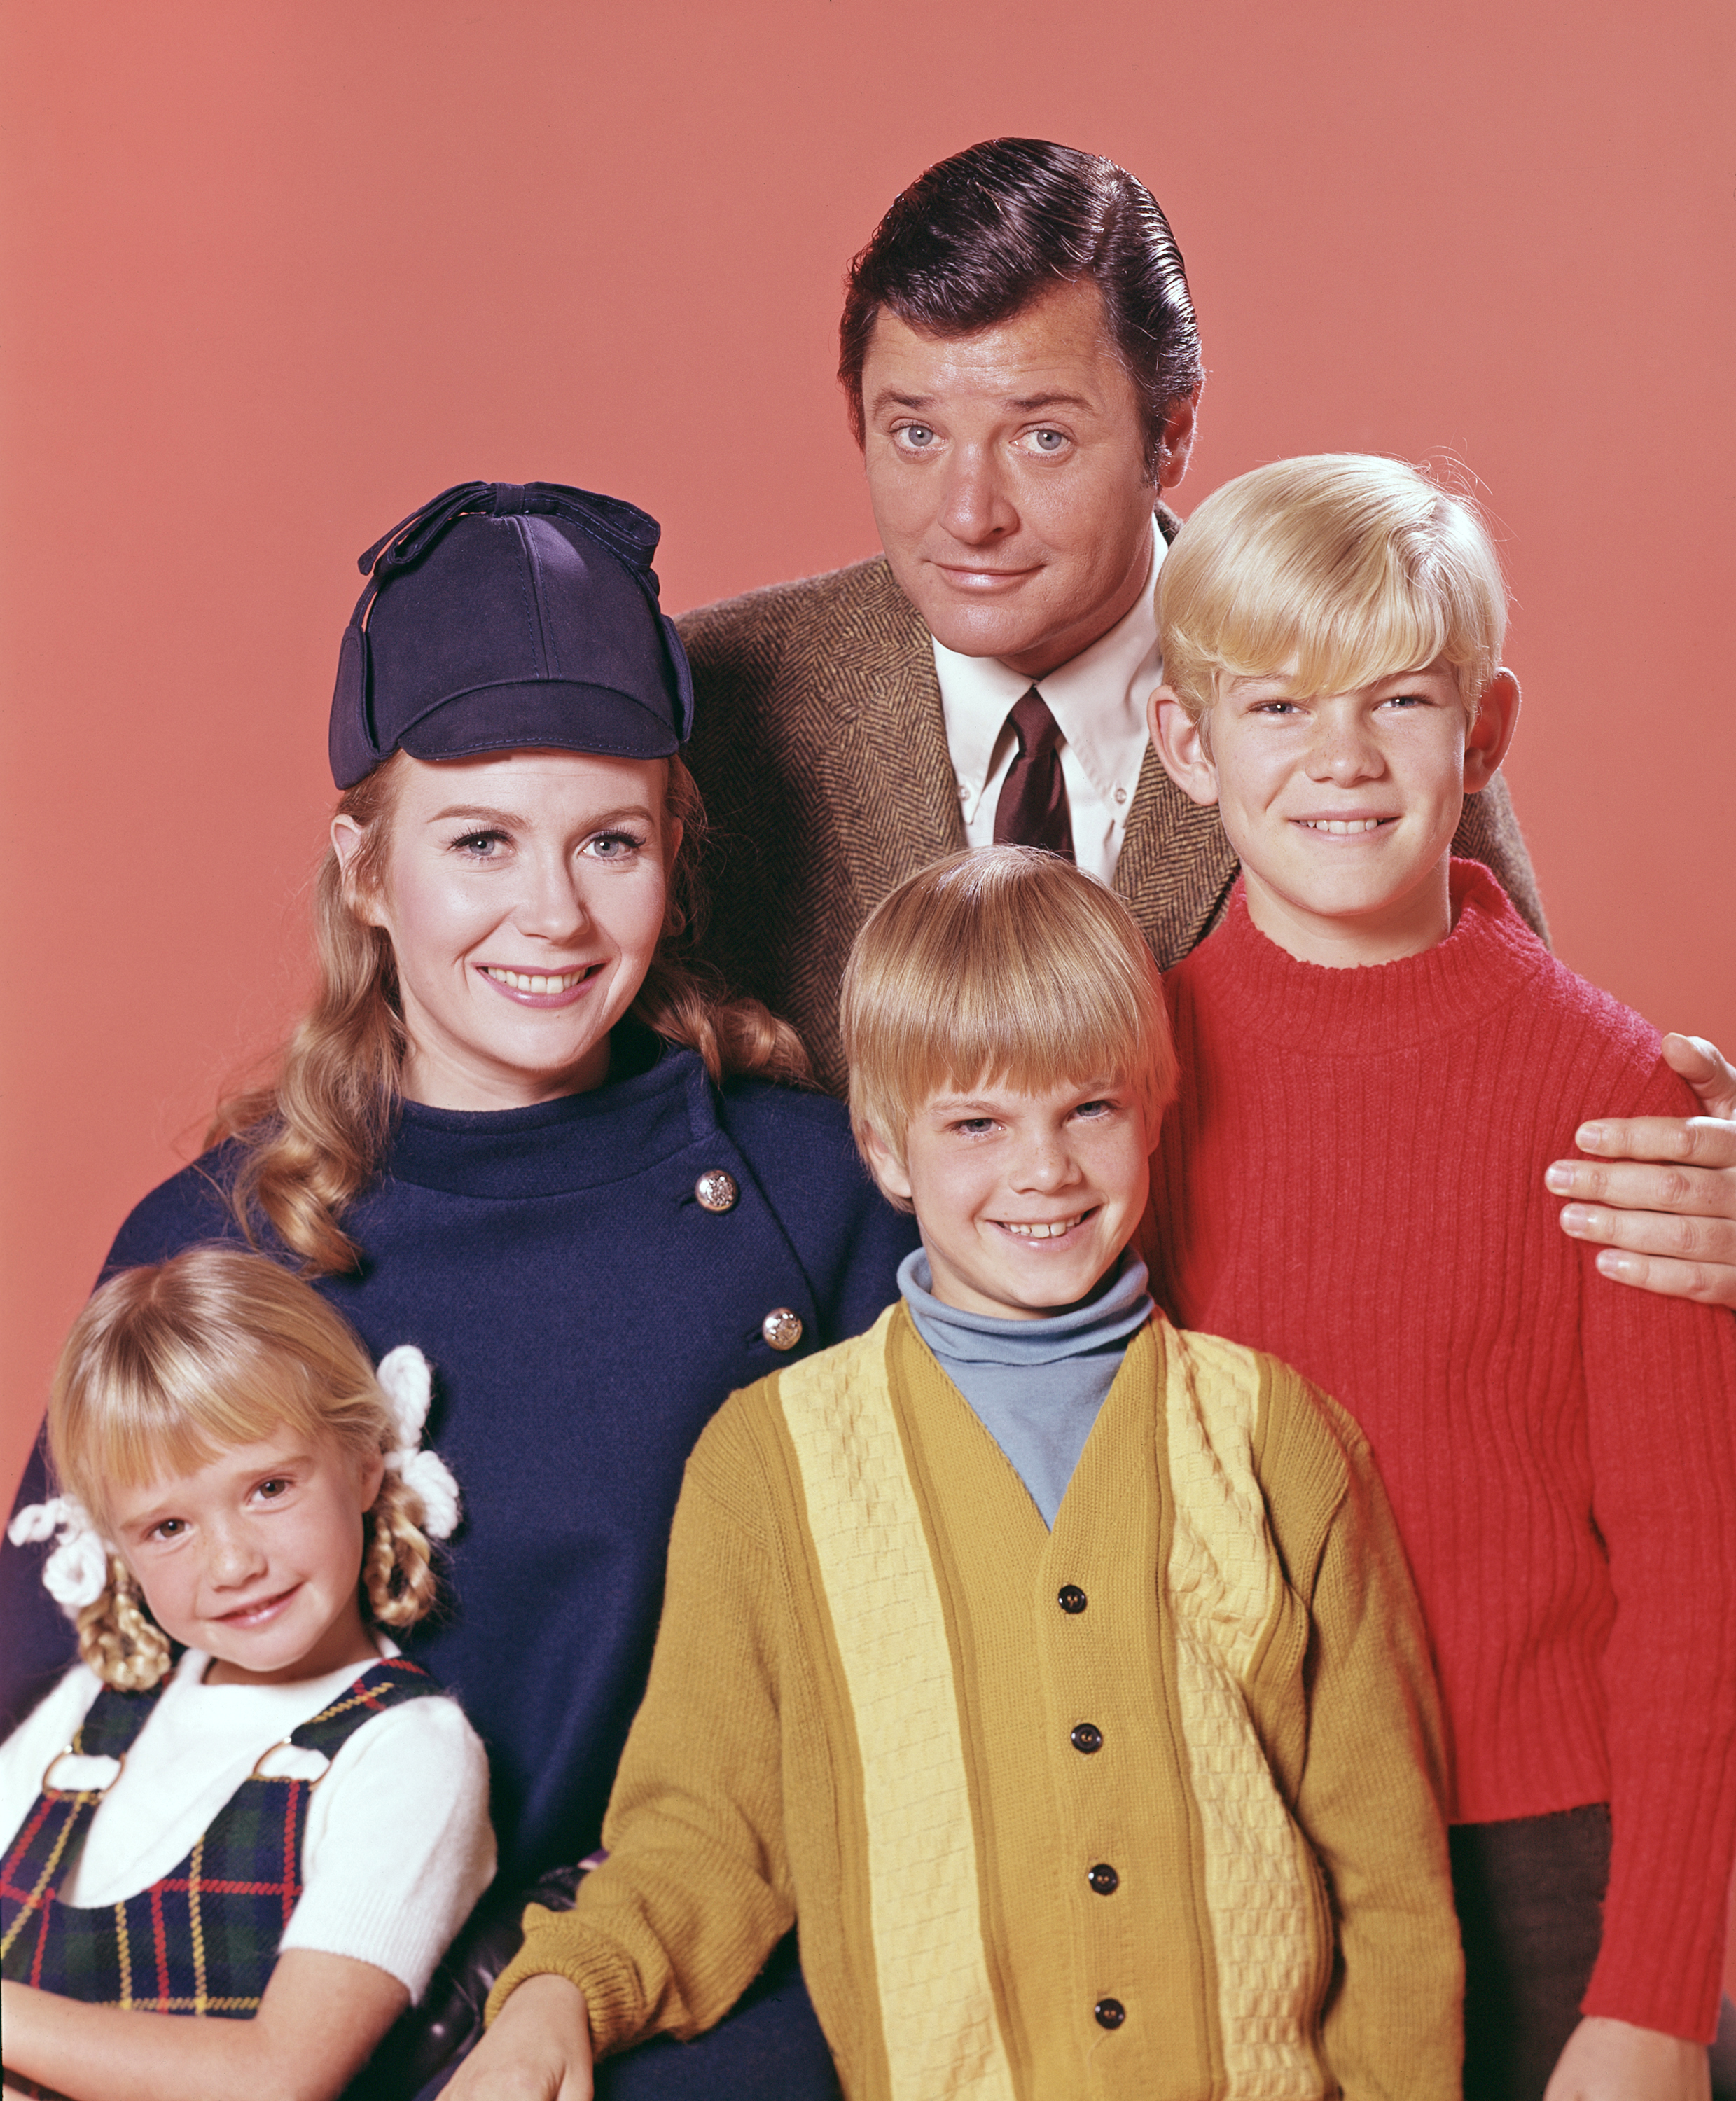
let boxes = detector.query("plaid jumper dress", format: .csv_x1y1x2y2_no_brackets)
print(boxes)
1,1656,439,2017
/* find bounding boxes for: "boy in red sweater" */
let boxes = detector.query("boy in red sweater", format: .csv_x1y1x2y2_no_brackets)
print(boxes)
1146,452,1736,2101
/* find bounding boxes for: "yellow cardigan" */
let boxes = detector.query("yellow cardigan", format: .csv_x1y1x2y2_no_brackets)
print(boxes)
491,1307,1461,2100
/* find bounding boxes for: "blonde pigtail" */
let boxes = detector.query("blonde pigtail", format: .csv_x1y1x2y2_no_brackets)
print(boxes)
76,1555,173,1692
362,1472,440,1630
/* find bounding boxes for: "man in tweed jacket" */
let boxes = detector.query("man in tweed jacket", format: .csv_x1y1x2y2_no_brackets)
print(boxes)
676,140,1543,1092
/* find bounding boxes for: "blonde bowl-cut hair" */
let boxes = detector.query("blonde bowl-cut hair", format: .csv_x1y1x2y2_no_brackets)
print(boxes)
211,751,810,1275
840,847,1177,1201
1158,453,1508,725
50,1244,440,1691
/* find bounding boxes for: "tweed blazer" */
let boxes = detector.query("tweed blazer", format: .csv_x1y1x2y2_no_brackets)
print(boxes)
678,540,1547,1092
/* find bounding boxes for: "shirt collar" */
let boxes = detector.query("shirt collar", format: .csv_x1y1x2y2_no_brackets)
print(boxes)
931,518,1165,806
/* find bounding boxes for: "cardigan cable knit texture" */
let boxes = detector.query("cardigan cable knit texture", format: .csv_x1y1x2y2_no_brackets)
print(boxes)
779,1313,1015,2101
1151,861,1736,2041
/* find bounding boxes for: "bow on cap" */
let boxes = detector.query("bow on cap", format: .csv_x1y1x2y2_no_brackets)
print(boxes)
359,480,665,585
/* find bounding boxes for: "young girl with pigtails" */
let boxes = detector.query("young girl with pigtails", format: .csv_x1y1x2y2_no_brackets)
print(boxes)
0,1243,496,2101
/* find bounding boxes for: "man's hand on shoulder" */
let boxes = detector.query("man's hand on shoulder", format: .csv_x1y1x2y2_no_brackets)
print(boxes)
445,1974,595,2101
1548,1034,1736,1308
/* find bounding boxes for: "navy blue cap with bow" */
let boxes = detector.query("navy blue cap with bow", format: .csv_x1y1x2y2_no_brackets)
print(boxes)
328,480,696,790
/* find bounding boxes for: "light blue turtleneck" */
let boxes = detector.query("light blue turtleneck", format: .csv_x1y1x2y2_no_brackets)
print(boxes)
897,1248,1154,1528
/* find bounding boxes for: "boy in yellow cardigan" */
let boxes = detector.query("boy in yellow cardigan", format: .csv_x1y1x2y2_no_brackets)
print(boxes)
457,849,1462,2101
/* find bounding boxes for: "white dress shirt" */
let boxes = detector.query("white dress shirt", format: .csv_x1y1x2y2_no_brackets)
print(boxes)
933,518,1165,885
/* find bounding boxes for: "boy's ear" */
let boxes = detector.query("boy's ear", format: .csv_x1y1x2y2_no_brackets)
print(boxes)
1464,668,1522,791
859,1123,915,1208
1147,688,1221,807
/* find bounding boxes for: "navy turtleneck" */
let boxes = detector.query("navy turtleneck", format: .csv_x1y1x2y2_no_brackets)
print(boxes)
898,1249,1153,1527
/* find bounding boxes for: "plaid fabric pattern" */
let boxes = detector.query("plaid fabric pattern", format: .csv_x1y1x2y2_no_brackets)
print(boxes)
676,541,1547,1093
1,1656,438,2019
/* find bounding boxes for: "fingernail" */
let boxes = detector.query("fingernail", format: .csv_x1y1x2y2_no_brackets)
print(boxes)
1545,1165,1574,1193
1576,1123,1604,1149
1560,1205,1590,1233
1596,1249,1636,1281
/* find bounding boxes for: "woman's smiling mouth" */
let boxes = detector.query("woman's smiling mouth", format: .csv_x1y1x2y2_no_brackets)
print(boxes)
482,965,595,993
478,964,602,1007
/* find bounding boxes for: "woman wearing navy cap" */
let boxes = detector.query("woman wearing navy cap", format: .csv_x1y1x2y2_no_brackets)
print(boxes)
0,483,916,2098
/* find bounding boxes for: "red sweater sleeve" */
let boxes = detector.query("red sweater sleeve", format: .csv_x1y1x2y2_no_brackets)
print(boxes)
1578,1055,1736,2039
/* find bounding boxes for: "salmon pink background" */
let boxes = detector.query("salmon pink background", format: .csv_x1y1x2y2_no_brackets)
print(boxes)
3,0,1732,1526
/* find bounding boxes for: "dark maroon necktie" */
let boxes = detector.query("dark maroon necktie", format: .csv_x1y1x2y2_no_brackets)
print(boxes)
992,686,1075,861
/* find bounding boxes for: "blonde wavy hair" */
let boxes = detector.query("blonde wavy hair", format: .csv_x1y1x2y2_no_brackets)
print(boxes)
1158,453,1508,723
840,847,1177,1201
211,752,809,1274
50,1244,439,1691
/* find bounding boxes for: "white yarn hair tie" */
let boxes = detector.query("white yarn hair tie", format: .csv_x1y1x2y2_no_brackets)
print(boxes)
374,1345,461,1540
8,1496,113,1615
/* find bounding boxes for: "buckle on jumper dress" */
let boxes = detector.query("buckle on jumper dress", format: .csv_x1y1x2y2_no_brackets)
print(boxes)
249,1739,333,1785
41,1746,125,1798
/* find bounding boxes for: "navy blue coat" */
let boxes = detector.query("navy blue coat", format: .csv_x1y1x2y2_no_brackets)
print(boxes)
1,1032,915,1893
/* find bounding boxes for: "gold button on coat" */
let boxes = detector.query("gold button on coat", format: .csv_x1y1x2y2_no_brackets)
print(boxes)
761,1308,803,1352
694,1170,739,1213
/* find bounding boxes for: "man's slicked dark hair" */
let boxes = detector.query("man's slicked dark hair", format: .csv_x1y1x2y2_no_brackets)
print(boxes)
839,139,1202,478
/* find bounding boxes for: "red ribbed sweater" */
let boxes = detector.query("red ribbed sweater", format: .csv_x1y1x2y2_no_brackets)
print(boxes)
1152,861,1736,2041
